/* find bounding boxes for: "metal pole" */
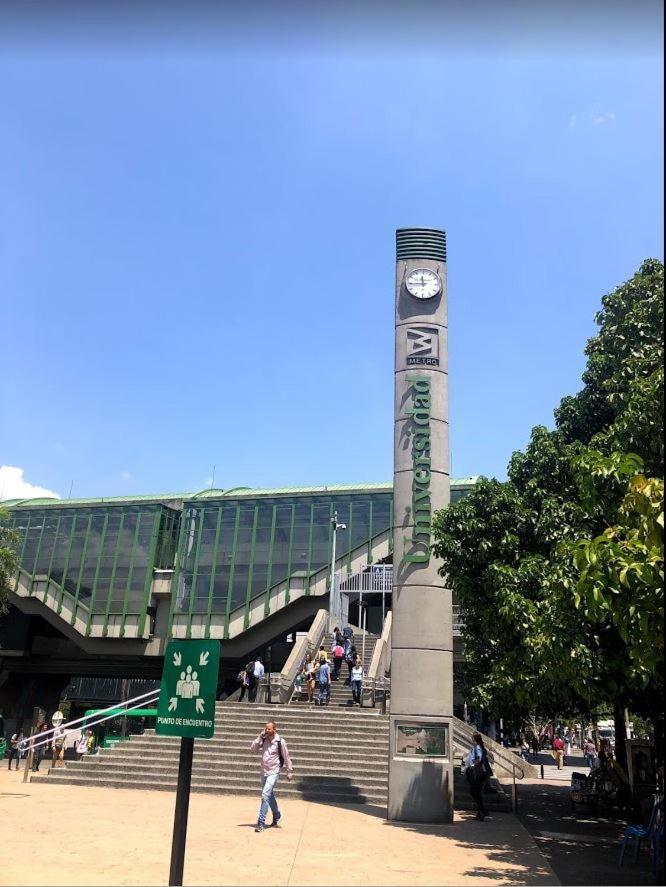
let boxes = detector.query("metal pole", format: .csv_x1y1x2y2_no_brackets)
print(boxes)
169,736,195,887
361,605,367,670
511,763,518,813
328,513,337,631
22,706,42,783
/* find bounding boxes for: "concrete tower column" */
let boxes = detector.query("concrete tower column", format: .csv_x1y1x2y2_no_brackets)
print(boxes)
388,227,453,823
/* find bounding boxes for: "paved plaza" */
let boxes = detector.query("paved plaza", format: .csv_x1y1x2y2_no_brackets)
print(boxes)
0,768,558,887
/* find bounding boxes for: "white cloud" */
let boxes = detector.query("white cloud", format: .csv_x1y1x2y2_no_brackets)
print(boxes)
590,108,616,125
0,466,61,502
120,470,132,481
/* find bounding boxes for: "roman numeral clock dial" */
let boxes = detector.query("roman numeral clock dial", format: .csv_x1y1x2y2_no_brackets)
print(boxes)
405,268,442,300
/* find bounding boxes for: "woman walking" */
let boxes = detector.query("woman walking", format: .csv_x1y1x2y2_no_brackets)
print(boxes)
464,731,492,821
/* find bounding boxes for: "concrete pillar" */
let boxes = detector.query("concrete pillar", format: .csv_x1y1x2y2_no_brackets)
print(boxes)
388,228,453,822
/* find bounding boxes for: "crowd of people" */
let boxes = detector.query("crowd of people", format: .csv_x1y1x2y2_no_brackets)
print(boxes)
293,625,364,706
6,722,96,772
235,625,366,707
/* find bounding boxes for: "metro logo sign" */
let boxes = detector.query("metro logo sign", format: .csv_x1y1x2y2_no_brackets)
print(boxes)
406,326,439,366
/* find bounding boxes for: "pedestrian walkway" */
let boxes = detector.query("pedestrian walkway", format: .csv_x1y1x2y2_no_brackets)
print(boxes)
512,749,590,782
0,768,558,886
515,777,656,886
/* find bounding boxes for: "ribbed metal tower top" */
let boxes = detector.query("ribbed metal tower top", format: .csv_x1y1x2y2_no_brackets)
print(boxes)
396,228,447,262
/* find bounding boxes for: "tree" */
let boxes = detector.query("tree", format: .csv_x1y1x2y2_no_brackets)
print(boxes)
0,506,20,614
555,259,664,475
432,260,664,761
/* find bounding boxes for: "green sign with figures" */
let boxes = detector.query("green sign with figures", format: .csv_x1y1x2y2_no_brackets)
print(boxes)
156,640,220,739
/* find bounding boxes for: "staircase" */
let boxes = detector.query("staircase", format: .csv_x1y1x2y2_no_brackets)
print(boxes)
35,700,513,812
33,702,390,806
290,630,380,708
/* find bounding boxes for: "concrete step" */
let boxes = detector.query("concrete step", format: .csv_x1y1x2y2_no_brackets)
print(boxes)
452,771,512,812
61,761,389,786
122,730,388,750
97,747,389,765
33,773,387,804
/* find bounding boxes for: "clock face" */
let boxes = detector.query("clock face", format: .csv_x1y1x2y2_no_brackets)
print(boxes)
405,268,441,300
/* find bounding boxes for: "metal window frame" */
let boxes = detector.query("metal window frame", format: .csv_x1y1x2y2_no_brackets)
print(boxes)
138,508,163,637
44,514,63,604
205,506,223,639
119,510,143,637
86,512,109,636
223,506,241,639
71,511,93,626
102,511,125,636
57,512,78,615
243,505,260,629
186,507,205,639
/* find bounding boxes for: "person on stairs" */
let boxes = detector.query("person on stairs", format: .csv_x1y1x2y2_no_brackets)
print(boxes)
344,644,357,685
464,732,492,821
248,657,265,703
316,658,331,706
331,642,345,681
351,657,364,706
250,720,293,833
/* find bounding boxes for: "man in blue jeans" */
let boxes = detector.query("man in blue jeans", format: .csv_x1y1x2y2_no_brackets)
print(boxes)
250,720,294,833
316,659,331,706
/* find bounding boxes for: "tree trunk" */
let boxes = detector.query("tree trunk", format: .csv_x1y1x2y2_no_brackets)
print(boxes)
613,698,628,771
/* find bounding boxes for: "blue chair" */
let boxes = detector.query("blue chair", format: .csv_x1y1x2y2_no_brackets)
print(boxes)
651,818,663,881
618,798,662,866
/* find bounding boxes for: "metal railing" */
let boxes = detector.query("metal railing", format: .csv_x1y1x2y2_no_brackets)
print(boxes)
339,567,393,593
18,689,161,755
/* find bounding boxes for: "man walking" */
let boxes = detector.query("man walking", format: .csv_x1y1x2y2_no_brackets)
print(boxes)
250,720,293,833
248,657,265,703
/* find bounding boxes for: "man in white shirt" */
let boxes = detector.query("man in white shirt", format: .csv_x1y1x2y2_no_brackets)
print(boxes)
248,657,265,703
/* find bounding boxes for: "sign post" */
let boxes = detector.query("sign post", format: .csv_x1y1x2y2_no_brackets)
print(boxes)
156,639,220,887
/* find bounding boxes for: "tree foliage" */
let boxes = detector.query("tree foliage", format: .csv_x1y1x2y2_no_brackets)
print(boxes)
0,506,19,615
432,259,664,742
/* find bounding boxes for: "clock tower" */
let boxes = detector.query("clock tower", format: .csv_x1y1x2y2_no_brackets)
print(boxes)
388,227,454,822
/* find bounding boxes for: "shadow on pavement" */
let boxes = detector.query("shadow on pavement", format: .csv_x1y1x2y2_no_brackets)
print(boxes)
517,780,656,886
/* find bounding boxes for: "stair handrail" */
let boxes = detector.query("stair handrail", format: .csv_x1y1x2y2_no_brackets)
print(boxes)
15,566,91,614
365,611,392,706
451,716,537,779
18,689,160,753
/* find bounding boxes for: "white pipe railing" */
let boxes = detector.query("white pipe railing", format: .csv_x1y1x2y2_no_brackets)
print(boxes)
18,689,160,753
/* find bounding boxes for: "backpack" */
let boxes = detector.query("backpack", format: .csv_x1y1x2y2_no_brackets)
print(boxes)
471,748,493,783
342,626,353,640
277,738,285,770
245,661,255,675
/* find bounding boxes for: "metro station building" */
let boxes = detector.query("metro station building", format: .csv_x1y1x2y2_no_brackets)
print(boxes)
1,479,475,721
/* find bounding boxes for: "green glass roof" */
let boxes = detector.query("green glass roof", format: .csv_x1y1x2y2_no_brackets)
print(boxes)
2,477,480,509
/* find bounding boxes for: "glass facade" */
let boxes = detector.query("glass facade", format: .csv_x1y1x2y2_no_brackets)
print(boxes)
171,491,393,635
9,504,179,636
7,480,474,640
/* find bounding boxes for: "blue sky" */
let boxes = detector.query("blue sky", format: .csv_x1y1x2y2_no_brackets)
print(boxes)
0,7,663,500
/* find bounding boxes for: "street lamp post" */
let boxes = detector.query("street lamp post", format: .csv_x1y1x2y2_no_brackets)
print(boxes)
328,511,346,631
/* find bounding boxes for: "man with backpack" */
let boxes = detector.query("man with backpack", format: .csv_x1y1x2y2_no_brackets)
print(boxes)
250,720,293,833
248,657,265,703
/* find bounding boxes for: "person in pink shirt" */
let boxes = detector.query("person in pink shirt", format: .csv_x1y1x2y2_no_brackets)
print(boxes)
250,720,294,832
552,734,565,769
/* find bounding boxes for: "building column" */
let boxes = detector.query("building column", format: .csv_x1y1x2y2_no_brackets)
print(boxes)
388,227,454,822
